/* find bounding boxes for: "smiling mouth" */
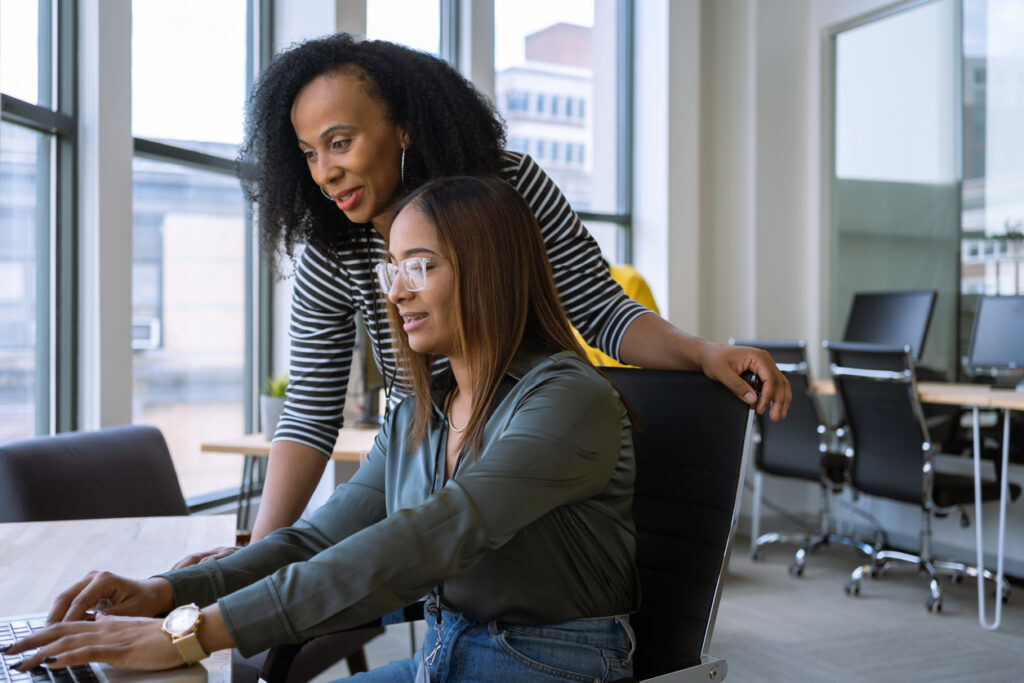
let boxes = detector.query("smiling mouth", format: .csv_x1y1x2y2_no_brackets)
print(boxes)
403,313,427,323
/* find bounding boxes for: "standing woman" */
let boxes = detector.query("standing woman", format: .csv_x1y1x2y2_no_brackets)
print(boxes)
174,33,790,564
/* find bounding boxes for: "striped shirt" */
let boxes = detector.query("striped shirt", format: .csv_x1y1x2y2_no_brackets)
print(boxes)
275,151,651,456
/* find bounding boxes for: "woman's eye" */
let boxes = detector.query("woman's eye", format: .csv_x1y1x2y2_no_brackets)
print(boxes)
302,149,315,161
331,139,351,151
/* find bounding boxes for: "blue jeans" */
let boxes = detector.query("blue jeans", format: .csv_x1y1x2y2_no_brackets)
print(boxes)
348,602,635,682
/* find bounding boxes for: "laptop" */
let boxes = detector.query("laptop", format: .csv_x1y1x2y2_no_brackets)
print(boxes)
1,614,207,683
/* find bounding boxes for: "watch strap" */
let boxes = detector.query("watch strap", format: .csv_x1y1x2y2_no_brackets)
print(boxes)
173,631,209,664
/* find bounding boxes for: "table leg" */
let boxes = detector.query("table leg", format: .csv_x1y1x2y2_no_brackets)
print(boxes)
972,406,1011,630
239,455,254,529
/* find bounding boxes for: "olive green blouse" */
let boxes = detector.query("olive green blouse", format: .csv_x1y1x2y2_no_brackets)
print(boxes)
160,349,638,657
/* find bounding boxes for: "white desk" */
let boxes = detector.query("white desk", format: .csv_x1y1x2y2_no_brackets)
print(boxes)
0,516,235,681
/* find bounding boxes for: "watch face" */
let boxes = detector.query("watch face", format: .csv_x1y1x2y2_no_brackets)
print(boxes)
164,604,200,636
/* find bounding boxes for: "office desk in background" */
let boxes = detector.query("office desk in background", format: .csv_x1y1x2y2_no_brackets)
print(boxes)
0,515,235,681
812,378,1022,629
201,428,379,527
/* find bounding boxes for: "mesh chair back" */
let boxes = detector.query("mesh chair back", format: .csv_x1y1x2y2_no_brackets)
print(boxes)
602,368,751,680
731,340,826,481
0,425,189,522
825,342,927,505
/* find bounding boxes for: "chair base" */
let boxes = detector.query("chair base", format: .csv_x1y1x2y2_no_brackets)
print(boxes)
640,655,728,682
844,549,1012,614
752,530,876,577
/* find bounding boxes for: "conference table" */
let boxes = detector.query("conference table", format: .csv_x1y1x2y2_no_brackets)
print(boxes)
0,515,235,681
813,378,1023,630
200,427,380,527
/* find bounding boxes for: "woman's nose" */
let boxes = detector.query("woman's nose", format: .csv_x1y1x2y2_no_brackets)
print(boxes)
313,154,340,188
387,276,410,304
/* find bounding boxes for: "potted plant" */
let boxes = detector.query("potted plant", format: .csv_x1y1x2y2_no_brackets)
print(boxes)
260,375,289,441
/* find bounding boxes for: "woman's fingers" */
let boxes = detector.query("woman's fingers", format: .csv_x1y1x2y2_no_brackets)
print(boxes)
46,573,99,625
8,617,184,672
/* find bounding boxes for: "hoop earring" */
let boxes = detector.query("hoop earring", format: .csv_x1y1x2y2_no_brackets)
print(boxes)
320,185,332,201
400,148,406,187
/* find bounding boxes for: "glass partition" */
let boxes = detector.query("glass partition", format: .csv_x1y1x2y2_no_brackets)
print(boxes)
830,0,960,378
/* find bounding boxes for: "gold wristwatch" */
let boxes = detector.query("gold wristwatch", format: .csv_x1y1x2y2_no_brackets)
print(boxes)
161,603,209,664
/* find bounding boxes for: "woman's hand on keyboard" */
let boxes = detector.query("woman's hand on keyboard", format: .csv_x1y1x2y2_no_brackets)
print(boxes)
170,545,240,570
4,615,185,672
46,572,173,625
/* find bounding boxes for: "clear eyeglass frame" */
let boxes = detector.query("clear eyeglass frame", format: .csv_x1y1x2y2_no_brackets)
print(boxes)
375,257,434,293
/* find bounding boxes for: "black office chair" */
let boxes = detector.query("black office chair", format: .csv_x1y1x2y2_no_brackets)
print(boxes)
825,341,1021,613
0,425,188,521
730,340,874,576
259,369,755,682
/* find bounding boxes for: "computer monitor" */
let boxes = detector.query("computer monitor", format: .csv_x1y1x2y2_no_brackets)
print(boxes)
842,290,937,361
967,295,1024,389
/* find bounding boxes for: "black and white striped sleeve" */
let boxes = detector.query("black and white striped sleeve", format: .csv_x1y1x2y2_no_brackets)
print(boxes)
503,152,652,362
273,245,358,456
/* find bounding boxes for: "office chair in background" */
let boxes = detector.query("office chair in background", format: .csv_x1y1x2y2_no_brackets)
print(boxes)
825,342,1021,613
729,340,875,577
0,425,189,522
259,369,755,682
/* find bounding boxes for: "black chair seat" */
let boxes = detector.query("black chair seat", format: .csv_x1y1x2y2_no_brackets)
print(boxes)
932,474,1021,509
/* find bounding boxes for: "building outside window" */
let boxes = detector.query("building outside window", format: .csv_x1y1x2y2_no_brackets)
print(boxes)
494,0,629,261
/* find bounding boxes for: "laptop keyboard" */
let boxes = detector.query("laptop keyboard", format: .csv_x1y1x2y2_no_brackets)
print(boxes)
1,616,98,683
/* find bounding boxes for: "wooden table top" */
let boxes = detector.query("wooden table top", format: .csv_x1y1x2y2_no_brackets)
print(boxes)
200,427,379,462
0,515,235,682
811,378,1024,410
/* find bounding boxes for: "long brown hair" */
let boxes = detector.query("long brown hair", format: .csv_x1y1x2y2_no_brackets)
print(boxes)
385,176,588,455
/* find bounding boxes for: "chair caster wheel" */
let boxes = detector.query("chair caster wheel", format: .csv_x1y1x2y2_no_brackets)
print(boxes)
751,550,762,562
950,573,964,584
844,580,860,597
788,562,804,578
926,597,942,613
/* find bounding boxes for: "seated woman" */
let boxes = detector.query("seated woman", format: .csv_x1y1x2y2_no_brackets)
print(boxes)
6,176,639,682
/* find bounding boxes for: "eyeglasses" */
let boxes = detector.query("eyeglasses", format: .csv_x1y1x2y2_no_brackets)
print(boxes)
375,257,435,293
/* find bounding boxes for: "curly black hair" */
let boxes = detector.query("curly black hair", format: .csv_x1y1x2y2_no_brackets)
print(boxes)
238,33,507,269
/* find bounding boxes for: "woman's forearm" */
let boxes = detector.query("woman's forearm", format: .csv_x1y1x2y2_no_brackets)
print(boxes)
250,440,330,541
618,312,708,369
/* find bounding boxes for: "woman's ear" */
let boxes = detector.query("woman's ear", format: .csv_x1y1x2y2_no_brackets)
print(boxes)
400,127,412,150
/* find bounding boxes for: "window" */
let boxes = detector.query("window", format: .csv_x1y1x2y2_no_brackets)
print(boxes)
0,124,46,442
507,90,530,112
131,0,253,499
1,0,73,440
494,0,631,261
366,0,441,56
959,0,1024,355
